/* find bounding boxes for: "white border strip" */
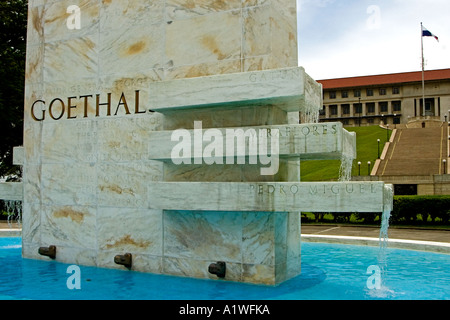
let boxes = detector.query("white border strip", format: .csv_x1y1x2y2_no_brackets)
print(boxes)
0,229,22,237
302,234,450,254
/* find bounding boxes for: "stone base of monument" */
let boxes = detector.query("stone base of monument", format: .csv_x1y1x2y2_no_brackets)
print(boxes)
147,182,392,285
160,210,302,285
10,67,393,286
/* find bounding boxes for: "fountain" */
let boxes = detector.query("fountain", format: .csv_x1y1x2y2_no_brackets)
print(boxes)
377,184,394,291
0,180,23,228
0,0,393,286
2,200,22,228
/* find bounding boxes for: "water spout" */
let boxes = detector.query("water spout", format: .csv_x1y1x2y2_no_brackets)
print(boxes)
339,131,356,182
38,245,56,259
377,184,394,288
339,154,354,182
366,185,394,298
208,261,226,278
114,253,132,269
379,185,394,252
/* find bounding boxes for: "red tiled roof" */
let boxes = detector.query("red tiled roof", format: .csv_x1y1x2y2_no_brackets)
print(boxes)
318,69,450,90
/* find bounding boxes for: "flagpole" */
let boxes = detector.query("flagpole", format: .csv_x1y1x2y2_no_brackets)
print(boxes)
421,22,426,117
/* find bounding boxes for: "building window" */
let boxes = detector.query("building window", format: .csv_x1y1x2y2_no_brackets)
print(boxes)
379,88,387,95
367,103,375,114
354,103,362,114
367,119,374,124
342,91,348,98
354,90,361,98
393,101,402,112
423,98,435,116
393,87,400,94
380,102,388,113
329,91,337,99
342,120,349,126
330,105,338,116
367,89,374,97
342,104,350,115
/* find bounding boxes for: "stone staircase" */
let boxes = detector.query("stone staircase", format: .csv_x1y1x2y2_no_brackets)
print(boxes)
377,124,448,176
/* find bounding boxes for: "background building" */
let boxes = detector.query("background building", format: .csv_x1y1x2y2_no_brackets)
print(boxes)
317,69,450,127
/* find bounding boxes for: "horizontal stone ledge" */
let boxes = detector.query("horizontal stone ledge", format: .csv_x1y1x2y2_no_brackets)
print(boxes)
148,67,322,113
148,122,356,162
0,182,23,201
148,182,392,213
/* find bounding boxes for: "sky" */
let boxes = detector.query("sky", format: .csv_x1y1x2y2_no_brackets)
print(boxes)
297,0,450,80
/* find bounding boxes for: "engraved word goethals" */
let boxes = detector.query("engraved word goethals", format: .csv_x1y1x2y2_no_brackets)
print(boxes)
30,90,148,121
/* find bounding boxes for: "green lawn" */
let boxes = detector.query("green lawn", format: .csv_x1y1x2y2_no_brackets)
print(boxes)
301,125,392,181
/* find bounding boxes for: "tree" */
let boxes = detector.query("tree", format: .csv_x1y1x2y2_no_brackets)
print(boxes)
0,0,27,180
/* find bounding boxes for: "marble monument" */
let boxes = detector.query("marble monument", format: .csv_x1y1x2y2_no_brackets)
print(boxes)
0,0,394,285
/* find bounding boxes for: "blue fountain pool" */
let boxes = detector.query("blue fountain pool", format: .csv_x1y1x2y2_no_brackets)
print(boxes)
0,237,449,300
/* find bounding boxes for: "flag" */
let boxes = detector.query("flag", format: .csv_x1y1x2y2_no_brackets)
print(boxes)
422,26,439,42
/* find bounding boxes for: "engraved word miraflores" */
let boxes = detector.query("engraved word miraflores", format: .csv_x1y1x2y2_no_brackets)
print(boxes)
30,90,148,121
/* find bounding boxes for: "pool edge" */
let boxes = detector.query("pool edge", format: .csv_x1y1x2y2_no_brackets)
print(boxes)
302,234,450,255
0,229,21,238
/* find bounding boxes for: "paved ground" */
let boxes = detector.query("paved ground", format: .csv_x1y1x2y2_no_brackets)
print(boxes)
2,221,450,244
0,221,21,230
302,224,450,243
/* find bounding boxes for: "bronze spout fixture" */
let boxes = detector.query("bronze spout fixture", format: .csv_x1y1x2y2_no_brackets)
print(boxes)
38,245,56,259
208,261,226,278
114,253,132,269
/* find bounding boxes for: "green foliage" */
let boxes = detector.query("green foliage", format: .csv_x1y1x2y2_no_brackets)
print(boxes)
0,0,27,178
303,196,450,226
392,195,450,224
304,212,381,224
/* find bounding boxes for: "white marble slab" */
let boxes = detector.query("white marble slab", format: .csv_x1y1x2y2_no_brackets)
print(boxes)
148,182,389,213
13,147,24,166
148,122,356,162
148,67,321,113
0,183,23,201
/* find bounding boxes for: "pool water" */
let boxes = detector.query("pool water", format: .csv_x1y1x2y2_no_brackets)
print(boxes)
1,237,449,300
